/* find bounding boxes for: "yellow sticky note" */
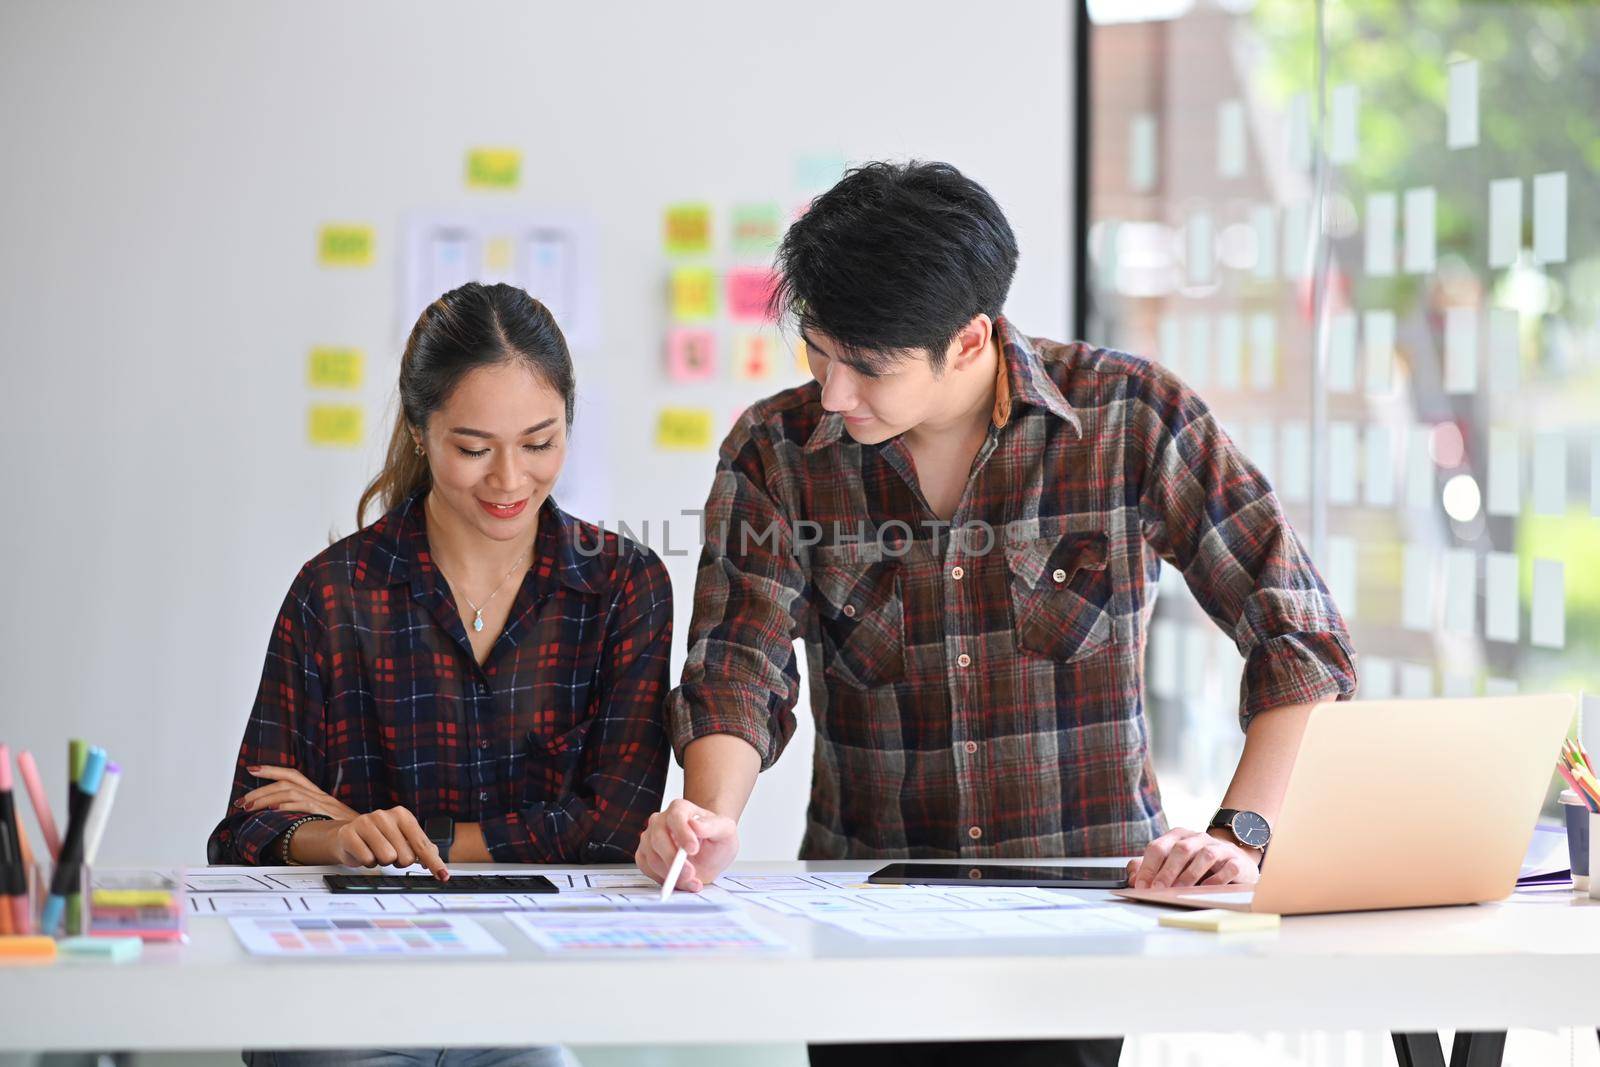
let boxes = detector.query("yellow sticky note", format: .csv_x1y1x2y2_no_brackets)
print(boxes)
307,347,365,390
466,147,522,190
655,408,714,451
664,203,712,256
483,235,514,273
92,889,176,907
1158,909,1280,933
318,224,375,267
670,266,717,322
308,404,364,447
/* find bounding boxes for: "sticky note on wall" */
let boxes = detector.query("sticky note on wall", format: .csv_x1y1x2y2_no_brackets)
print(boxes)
1365,192,1397,277
308,404,364,447
664,204,713,256
670,267,717,321
1403,187,1436,274
318,225,375,267
1531,559,1565,649
465,148,521,189
731,203,782,257
655,408,714,451
733,333,776,381
665,328,717,382
308,347,365,390
726,267,778,323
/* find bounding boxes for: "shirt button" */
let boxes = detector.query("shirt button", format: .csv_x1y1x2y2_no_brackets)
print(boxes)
951,566,965,581
476,682,488,696
479,791,490,803
957,653,971,668
1052,568,1068,583
963,741,978,754
479,740,490,750
843,604,857,618
968,825,983,840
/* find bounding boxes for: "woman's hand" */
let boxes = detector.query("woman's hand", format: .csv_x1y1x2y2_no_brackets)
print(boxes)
292,806,449,880
237,765,359,821
1127,828,1262,890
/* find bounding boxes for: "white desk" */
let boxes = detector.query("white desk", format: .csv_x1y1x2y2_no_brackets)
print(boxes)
2,859,1598,1051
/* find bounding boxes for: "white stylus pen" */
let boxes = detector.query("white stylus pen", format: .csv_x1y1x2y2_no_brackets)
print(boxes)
660,847,688,903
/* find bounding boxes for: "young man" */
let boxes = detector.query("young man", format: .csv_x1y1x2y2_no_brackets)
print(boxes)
637,161,1356,1066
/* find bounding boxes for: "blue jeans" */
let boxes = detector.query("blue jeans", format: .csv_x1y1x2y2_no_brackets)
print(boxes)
242,1049,568,1067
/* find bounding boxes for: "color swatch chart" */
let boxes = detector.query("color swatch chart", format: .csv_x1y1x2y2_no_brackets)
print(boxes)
228,915,506,957
506,910,788,955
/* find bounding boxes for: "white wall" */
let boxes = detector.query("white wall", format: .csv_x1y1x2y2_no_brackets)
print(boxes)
0,0,1074,865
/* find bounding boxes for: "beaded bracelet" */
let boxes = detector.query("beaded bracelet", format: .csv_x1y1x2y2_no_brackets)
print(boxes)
277,814,332,865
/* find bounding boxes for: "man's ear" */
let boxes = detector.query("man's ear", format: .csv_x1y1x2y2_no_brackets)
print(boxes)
946,314,994,372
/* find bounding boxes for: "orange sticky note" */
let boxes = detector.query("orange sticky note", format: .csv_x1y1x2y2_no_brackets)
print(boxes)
733,333,775,381
0,937,58,961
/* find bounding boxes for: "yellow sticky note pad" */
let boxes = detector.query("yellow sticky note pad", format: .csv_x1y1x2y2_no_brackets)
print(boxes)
318,224,375,267
307,347,365,390
655,408,714,451
308,404,364,447
466,147,522,189
670,267,717,321
1158,909,1280,933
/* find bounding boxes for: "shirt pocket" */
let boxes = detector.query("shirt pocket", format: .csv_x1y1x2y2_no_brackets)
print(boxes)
521,717,591,802
810,548,908,690
1005,531,1114,663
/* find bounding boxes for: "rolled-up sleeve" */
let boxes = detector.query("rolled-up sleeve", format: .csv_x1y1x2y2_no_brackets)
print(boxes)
1132,365,1357,728
667,413,806,770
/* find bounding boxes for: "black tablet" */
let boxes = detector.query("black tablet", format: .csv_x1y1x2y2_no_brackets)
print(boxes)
324,873,559,894
868,863,1129,889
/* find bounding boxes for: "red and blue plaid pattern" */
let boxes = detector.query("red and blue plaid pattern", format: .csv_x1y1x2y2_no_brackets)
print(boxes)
208,493,672,865
670,319,1356,860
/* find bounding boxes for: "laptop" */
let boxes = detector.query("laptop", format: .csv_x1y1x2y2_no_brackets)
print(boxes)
1117,694,1576,915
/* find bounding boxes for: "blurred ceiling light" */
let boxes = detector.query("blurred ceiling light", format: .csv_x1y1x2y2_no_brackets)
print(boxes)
1442,474,1482,523
1088,0,1195,24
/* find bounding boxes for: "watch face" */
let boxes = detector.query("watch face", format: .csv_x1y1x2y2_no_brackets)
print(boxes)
1231,810,1272,848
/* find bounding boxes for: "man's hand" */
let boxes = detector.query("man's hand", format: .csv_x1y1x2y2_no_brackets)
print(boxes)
635,798,740,893
238,765,359,821
1126,827,1262,890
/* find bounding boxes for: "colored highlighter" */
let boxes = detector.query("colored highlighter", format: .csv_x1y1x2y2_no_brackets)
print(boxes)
0,745,29,935
41,747,107,936
16,750,62,860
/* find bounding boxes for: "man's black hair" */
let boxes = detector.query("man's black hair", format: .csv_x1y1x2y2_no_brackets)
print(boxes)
770,160,1019,377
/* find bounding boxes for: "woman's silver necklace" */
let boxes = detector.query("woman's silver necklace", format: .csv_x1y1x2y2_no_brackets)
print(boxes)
444,553,529,633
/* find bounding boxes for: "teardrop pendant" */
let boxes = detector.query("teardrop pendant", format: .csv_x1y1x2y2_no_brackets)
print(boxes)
472,611,485,633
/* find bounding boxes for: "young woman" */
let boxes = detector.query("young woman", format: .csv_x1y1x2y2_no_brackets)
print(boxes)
209,281,671,896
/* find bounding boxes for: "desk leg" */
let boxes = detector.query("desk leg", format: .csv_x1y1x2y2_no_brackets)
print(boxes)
1392,1033,1447,1067
1391,1032,1506,1067
1449,1032,1506,1067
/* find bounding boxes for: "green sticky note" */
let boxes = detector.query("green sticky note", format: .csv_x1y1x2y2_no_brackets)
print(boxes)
466,147,521,190
308,404,364,447
664,203,712,256
318,224,375,267
731,203,781,257
308,347,365,390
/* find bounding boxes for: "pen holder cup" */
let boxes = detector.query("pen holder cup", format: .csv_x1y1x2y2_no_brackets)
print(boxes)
1562,791,1591,891
87,868,187,942
1590,812,1600,902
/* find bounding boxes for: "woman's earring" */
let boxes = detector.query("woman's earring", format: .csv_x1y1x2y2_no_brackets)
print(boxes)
414,443,425,457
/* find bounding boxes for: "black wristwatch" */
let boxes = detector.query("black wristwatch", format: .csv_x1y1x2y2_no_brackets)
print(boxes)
1209,808,1272,850
424,815,455,863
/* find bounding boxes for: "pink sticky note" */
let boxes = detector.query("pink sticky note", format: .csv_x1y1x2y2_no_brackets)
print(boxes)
665,328,717,381
726,268,779,323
